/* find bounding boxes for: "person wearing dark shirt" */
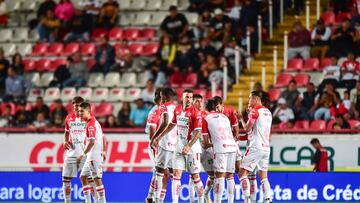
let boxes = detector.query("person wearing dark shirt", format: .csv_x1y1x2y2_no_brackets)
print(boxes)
32,96,50,119
98,0,119,28
310,19,331,59
332,114,351,129
160,6,189,41
104,115,119,128
14,100,33,128
11,53,24,76
37,0,56,18
296,82,317,120
239,0,258,33
310,138,328,172
50,99,67,127
329,19,355,57
280,80,300,109
193,9,212,40
117,102,131,127
207,8,231,43
49,57,72,88
313,83,341,121
93,36,115,74
64,9,91,43
0,48,10,91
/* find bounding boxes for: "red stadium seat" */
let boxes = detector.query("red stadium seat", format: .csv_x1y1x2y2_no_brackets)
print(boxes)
86,59,96,70
320,11,335,25
46,43,64,56
94,102,113,117
129,43,143,56
175,88,185,99
193,89,207,98
23,59,35,72
169,72,182,88
51,58,66,71
31,43,48,56
114,43,130,56
81,43,96,56
320,57,332,69
1,102,16,115
181,72,198,88
303,58,320,71
293,120,310,129
91,28,108,40
65,102,73,113
294,73,310,87
275,73,293,87
139,28,156,40
310,120,326,130
287,58,303,71
123,28,140,40
35,59,51,72
142,43,159,56
109,27,123,41
348,120,360,129
327,120,336,129
205,89,222,99
63,42,80,56
336,12,351,23
125,88,141,102
268,88,281,102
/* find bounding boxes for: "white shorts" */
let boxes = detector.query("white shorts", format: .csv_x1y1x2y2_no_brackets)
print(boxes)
173,152,201,174
214,152,236,173
155,147,173,169
80,160,103,179
236,147,243,161
241,148,270,172
201,148,214,172
148,146,156,164
62,158,85,178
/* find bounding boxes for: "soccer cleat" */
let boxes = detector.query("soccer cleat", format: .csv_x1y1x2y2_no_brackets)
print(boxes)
205,195,212,203
145,197,153,203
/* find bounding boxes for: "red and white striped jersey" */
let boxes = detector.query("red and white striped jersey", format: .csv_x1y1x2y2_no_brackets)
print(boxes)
158,101,177,151
247,106,272,152
85,116,105,163
64,113,86,161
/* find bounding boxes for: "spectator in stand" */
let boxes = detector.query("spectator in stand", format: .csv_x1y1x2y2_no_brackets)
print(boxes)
199,53,219,86
0,104,14,127
188,0,206,13
239,0,258,33
31,96,50,119
341,52,360,91
0,0,8,26
288,21,311,59
173,36,195,73
204,0,224,11
141,80,156,104
98,0,119,29
332,114,351,129
343,90,352,111
329,19,355,57
318,56,341,93
296,82,317,120
49,56,71,88
313,83,340,121
197,37,218,63
63,53,88,87
280,80,300,109
14,100,33,128
104,115,119,128
37,9,61,42
64,9,91,43
79,0,101,29
158,36,177,68
229,0,242,21
55,0,75,23
354,21,360,56
207,8,231,43
350,81,360,119
144,56,167,87
129,98,150,127
193,9,212,40
11,53,24,75
37,0,56,19
50,99,67,127
310,19,331,59
3,68,31,103
29,112,50,129
240,25,258,53
118,102,131,127
109,50,143,72
273,98,295,128
160,6,189,41
0,48,10,91
310,138,328,172
92,35,115,74
224,37,248,75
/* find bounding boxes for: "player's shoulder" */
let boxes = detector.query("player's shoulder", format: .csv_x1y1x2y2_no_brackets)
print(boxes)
65,112,76,121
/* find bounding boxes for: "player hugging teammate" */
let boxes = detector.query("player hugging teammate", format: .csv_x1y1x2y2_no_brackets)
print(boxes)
62,96,107,203
146,88,273,203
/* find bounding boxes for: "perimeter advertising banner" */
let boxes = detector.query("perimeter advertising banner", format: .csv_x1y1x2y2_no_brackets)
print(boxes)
0,133,359,171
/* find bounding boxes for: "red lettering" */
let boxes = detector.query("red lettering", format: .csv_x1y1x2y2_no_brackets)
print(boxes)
107,141,134,171
29,141,55,171
133,141,151,172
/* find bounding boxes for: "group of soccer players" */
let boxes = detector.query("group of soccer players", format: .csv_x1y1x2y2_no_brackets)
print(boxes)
62,96,107,203
145,88,273,203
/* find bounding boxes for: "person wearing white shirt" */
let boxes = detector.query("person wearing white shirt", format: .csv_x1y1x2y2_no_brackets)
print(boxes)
228,0,242,20
318,56,340,92
140,79,156,103
273,98,295,125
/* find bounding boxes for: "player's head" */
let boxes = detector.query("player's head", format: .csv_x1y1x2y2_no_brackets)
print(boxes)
78,102,92,120
310,138,321,149
182,89,193,109
72,96,85,116
248,91,263,108
193,94,203,110
154,88,162,105
160,87,175,103
213,96,224,112
205,99,217,112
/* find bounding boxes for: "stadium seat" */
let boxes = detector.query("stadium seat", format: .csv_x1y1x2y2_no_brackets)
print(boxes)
114,44,130,56
175,88,185,98
294,73,310,87
320,11,335,25
275,73,293,87
22,0,39,11
23,59,35,72
6,0,21,11
309,72,324,86
86,59,96,71
130,0,146,10
35,59,51,72
348,120,360,129
356,57,360,63
135,72,148,87
303,58,320,71
139,28,156,40
3,44,16,57
169,73,182,88
161,0,178,10
287,58,303,71
310,120,326,130
109,28,123,41
108,88,126,102
51,59,66,71
123,28,140,41
16,43,32,56
327,120,336,129
87,73,104,87
103,72,121,87
146,0,162,10
46,43,64,56
77,87,93,101
142,43,159,56
129,43,144,56
268,88,281,102
91,88,109,102
28,88,44,102
43,87,61,102
182,72,198,88
120,0,131,10
193,89,207,98
133,13,151,26
293,120,310,129
94,102,113,117
39,73,54,87
124,88,141,101
119,13,135,26
65,102,73,113
112,102,123,116
1,102,16,115
61,87,76,102
63,43,80,56
336,12,351,23
25,73,40,87
29,29,40,42
31,43,48,56
185,13,198,25
205,89,222,99
12,28,29,42
149,12,167,26
320,57,332,69
0,29,13,42
337,57,347,66
81,43,96,56
91,28,108,40
120,72,137,87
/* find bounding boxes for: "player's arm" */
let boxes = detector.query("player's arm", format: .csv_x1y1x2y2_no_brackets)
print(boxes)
102,135,107,161
148,124,156,140
182,128,202,155
202,133,212,149
63,118,72,150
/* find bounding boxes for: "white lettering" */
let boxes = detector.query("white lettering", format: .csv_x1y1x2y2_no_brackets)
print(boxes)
342,185,352,201
354,188,360,200
297,185,308,200
0,187,24,200
32,187,42,200
273,185,282,200
308,188,318,200
323,184,335,201
336,188,343,200
282,188,292,200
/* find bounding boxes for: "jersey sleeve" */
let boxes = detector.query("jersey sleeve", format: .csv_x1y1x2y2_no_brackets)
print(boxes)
229,109,239,127
146,111,157,126
192,108,202,131
158,104,168,116
201,117,209,135
171,106,178,124
86,121,96,140
248,108,259,124
64,115,70,131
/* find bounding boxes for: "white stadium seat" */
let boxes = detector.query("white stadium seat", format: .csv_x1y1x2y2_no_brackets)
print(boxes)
13,28,29,42
28,88,44,102
77,87,93,101
185,13,198,25
161,0,178,10
130,0,146,10
124,88,141,102
149,12,167,26
120,0,131,10
0,29,13,42
16,43,32,56
146,0,162,10
2,44,16,57
133,13,151,26
22,0,41,11
61,87,77,102
29,29,40,42
337,57,347,66
87,73,104,87
44,87,61,102
91,88,109,102
108,88,125,102
39,73,54,87
309,72,323,86
119,13,136,26
6,0,21,11
112,102,123,116
25,73,40,87
120,72,137,87
135,72,148,87
103,72,121,87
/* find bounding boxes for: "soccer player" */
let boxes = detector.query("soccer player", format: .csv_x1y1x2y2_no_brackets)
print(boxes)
77,102,107,203
152,89,205,203
63,96,99,203
238,91,273,203
202,99,238,203
150,88,178,203
310,138,329,172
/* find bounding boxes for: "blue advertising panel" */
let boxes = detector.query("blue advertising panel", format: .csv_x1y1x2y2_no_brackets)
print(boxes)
0,172,360,202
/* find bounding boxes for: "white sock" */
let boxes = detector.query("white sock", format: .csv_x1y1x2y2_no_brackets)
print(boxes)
172,177,181,203
62,181,71,203
82,185,92,203
214,177,225,203
189,176,195,203
147,173,156,199
96,185,106,203
227,177,235,203
155,172,164,202
249,173,257,201
261,178,272,202
160,189,166,203
88,177,99,202
194,178,204,203
240,176,250,199
204,176,214,197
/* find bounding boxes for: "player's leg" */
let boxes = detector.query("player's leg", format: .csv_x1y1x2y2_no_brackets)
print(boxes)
93,178,106,203
239,149,257,203
62,161,77,203
172,152,185,203
189,175,195,203
159,169,170,203
249,171,258,203
213,153,226,203
258,151,272,203
154,147,167,203
146,169,156,203
189,153,204,203
62,176,72,203
201,149,214,203
88,177,100,202
204,171,214,203
80,164,92,203
225,152,237,203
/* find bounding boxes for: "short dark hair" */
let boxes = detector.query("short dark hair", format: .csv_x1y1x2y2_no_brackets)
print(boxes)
251,91,263,99
147,79,155,84
169,5,177,11
193,94,203,100
154,88,162,103
213,96,223,105
72,96,85,104
205,99,217,111
289,79,297,85
310,138,320,145
161,88,176,101
183,89,193,94
79,102,91,110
